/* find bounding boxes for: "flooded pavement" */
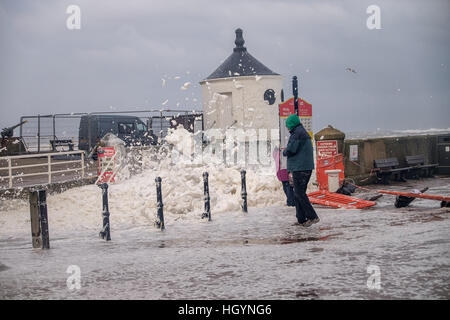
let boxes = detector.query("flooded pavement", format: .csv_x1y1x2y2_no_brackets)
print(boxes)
0,177,449,300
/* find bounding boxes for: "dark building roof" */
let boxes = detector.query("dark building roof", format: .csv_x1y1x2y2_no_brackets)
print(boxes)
205,28,279,80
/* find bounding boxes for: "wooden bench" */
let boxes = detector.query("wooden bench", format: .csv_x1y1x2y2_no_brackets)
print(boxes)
373,157,410,184
405,154,438,178
50,139,74,151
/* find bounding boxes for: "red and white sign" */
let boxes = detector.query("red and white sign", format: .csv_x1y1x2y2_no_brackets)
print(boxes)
279,97,312,117
97,147,116,183
316,140,338,160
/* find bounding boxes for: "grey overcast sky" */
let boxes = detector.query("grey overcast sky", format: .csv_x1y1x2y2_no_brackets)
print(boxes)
0,0,449,133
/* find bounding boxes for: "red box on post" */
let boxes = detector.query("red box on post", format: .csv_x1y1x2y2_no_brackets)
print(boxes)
97,147,116,183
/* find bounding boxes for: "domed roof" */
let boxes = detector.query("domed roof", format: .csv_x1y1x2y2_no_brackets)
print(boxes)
314,125,346,141
204,28,279,80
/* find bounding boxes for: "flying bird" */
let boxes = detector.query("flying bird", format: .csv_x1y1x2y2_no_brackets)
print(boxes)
346,67,357,74
180,82,191,90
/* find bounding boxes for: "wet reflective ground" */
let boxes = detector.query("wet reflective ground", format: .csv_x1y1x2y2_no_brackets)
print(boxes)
1,178,449,299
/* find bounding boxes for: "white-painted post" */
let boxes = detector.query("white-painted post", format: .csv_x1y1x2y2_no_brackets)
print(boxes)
8,158,12,188
48,155,51,184
325,169,342,193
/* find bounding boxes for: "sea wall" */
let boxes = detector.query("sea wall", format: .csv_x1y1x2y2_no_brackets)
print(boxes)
0,176,97,200
343,135,439,184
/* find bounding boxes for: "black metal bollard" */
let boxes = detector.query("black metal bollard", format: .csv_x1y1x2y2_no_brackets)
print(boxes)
241,170,248,213
29,189,50,249
201,172,211,221
98,183,111,241
155,177,165,230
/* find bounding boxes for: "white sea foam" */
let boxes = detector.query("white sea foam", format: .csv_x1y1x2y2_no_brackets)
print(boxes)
346,128,450,140
0,127,318,234
392,128,450,134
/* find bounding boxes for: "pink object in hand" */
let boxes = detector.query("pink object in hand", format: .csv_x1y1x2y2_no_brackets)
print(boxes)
273,148,289,182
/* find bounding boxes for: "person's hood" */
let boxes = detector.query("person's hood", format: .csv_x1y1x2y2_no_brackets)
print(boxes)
286,114,301,131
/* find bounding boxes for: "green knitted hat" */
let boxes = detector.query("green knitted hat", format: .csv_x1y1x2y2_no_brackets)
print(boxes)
286,114,300,131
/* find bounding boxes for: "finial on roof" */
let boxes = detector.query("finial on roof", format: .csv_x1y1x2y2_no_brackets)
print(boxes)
234,28,246,52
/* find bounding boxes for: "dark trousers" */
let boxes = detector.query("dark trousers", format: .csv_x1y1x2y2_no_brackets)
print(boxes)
292,170,318,224
282,181,296,206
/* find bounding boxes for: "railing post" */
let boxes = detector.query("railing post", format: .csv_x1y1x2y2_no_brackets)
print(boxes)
8,158,12,188
98,183,111,241
241,169,248,213
29,189,50,249
155,177,165,230
37,114,41,153
19,116,23,154
48,155,51,184
81,152,85,178
160,111,163,141
88,115,92,152
201,172,211,221
52,115,56,143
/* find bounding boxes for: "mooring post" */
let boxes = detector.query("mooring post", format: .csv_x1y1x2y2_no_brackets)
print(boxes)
155,177,165,230
201,172,211,221
98,183,111,241
241,170,248,213
29,189,50,249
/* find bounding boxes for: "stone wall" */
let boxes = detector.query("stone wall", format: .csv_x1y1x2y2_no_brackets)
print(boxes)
0,176,97,200
343,135,439,184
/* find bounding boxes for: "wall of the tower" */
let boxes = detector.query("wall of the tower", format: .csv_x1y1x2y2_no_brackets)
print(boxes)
200,75,283,134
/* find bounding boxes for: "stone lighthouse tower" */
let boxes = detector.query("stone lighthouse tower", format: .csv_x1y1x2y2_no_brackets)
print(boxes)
200,28,283,134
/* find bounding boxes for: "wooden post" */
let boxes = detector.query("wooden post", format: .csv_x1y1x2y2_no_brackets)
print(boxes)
29,189,50,249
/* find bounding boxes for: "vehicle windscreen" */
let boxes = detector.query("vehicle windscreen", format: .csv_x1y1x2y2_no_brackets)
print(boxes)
118,122,135,134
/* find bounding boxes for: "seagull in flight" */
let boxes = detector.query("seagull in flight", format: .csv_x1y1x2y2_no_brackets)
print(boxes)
346,67,357,74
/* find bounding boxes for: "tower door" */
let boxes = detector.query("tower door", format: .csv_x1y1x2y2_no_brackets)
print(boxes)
217,92,233,129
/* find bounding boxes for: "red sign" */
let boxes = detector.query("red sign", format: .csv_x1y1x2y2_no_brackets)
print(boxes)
97,147,116,183
279,97,312,117
316,140,338,159
316,154,345,191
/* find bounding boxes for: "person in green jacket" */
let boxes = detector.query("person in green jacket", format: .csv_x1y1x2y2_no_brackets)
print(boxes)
283,114,319,227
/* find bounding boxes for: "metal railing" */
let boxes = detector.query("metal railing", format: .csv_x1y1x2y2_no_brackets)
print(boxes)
0,151,85,188
17,109,203,154
19,113,87,153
